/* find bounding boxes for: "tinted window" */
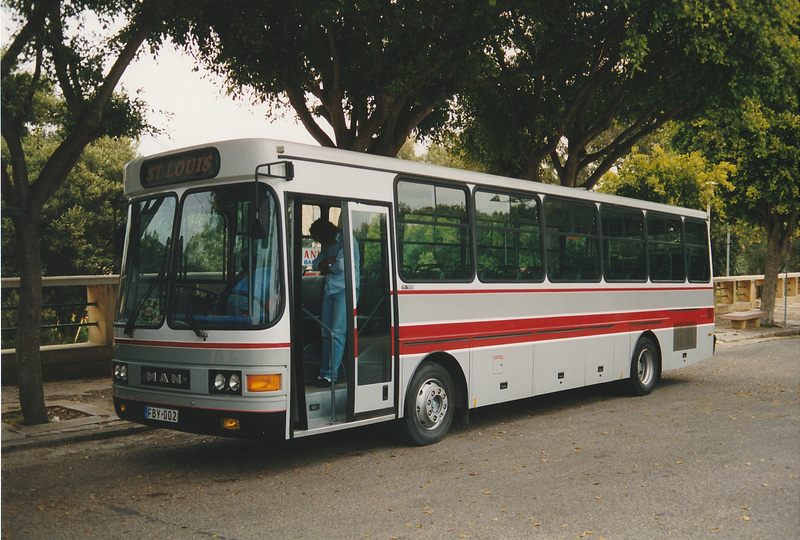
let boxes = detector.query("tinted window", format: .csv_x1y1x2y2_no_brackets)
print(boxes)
685,219,710,282
397,179,472,281
601,207,646,282
170,184,283,328
475,190,543,281
647,214,685,281
545,199,600,282
115,195,176,328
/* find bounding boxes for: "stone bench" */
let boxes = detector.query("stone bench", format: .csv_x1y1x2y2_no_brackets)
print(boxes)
720,310,768,329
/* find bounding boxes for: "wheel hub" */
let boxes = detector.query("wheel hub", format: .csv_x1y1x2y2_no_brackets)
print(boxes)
637,349,655,386
415,379,449,430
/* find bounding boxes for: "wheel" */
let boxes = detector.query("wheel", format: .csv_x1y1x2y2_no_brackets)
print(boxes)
627,336,659,396
402,362,455,446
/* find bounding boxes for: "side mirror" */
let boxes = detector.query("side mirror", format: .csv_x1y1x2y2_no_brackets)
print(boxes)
251,161,292,239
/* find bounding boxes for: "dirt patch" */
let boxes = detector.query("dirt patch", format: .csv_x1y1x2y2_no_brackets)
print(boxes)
2,406,90,428
62,388,114,406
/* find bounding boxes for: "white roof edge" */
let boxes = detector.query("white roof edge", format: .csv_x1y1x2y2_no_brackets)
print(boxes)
128,138,709,220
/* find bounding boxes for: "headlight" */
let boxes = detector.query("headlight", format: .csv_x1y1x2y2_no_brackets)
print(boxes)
113,362,128,384
209,370,242,395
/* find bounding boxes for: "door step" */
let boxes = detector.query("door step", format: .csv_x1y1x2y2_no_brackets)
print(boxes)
305,384,347,428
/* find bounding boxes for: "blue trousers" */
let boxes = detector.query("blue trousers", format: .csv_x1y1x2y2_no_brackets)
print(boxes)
320,289,347,382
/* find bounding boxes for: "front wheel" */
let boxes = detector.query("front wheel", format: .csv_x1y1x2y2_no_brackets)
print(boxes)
402,362,455,446
626,336,660,396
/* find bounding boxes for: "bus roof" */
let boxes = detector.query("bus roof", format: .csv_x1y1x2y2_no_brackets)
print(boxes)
124,138,708,220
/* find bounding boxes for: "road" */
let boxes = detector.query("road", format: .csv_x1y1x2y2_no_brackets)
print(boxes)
3,337,798,539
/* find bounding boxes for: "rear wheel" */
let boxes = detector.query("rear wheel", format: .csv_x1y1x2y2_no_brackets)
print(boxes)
627,337,659,396
628,337,659,396
402,362,455,446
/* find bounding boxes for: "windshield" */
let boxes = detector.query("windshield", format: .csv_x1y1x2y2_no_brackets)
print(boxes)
116,184,282,332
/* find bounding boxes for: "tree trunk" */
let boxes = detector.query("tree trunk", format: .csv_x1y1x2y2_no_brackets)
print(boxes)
760,216,789,326
12,211,48,424
2,0,157,426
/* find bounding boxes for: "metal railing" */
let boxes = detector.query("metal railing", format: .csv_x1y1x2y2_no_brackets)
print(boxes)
2,301,99,340
1,275,119,382
714,272,800,314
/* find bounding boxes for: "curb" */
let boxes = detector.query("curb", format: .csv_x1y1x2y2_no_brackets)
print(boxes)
2,418,153,454
715,327,800,344
1,401,154,454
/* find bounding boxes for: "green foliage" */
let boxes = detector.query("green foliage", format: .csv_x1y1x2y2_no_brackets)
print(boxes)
1,286,92,349
397,137,489,173
0,73,59,135
676,98,800,229
2,134,136,277
176,0,507,156
449,0,795,189
671,0,798,296
598,145,734,214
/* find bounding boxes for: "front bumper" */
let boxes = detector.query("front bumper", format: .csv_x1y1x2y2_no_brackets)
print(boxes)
113,396,285,439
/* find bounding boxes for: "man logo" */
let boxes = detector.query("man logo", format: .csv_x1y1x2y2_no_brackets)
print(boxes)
141,367,190,389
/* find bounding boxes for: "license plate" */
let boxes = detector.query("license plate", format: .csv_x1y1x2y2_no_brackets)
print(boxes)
144,406,179,423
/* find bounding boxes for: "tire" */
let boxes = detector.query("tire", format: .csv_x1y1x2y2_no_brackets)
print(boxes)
402,362,455,446
627,336,660,396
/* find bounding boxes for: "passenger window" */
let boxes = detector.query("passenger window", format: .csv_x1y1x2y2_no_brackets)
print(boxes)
647,214,685,282
685,219,710,282
601,207,646,282
396,179,472,281
545,199,600,282
475,190,543,282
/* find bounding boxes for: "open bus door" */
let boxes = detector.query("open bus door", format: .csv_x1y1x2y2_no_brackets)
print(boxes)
290,198,395,436
347,203,395,417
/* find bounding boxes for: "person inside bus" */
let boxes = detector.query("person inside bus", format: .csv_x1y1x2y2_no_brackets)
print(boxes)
309,218,359,387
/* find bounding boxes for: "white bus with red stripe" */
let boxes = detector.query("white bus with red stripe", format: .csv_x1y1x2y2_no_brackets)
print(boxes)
112,139,714,445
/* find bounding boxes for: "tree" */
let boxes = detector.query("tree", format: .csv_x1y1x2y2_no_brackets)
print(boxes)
1,0,164,424
598,144,733,213
2,134,136,277
176,0,509,157
2,134,136,351
397,136,488,173
450,0,787,189
677,100,799,324
673,1,799,325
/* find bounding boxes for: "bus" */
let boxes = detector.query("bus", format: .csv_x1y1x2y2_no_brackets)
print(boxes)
112,139,715,445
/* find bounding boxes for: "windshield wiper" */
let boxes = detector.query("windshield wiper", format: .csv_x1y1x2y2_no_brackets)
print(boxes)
124,275,166,337
173,288,209,341
124,234,172,338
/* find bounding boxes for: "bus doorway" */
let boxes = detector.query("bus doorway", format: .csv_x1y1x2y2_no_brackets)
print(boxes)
290,198,395,435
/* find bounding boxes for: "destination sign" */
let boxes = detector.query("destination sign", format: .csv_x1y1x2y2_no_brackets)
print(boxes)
141,147,221,187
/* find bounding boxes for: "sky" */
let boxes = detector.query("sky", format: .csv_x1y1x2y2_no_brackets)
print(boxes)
1,10,320,157
120,44,319,157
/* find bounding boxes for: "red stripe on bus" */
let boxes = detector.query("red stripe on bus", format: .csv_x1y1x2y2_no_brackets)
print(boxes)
398,308,714,355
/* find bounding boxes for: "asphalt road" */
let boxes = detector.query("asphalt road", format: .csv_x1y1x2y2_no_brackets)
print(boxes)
3,337,798,539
